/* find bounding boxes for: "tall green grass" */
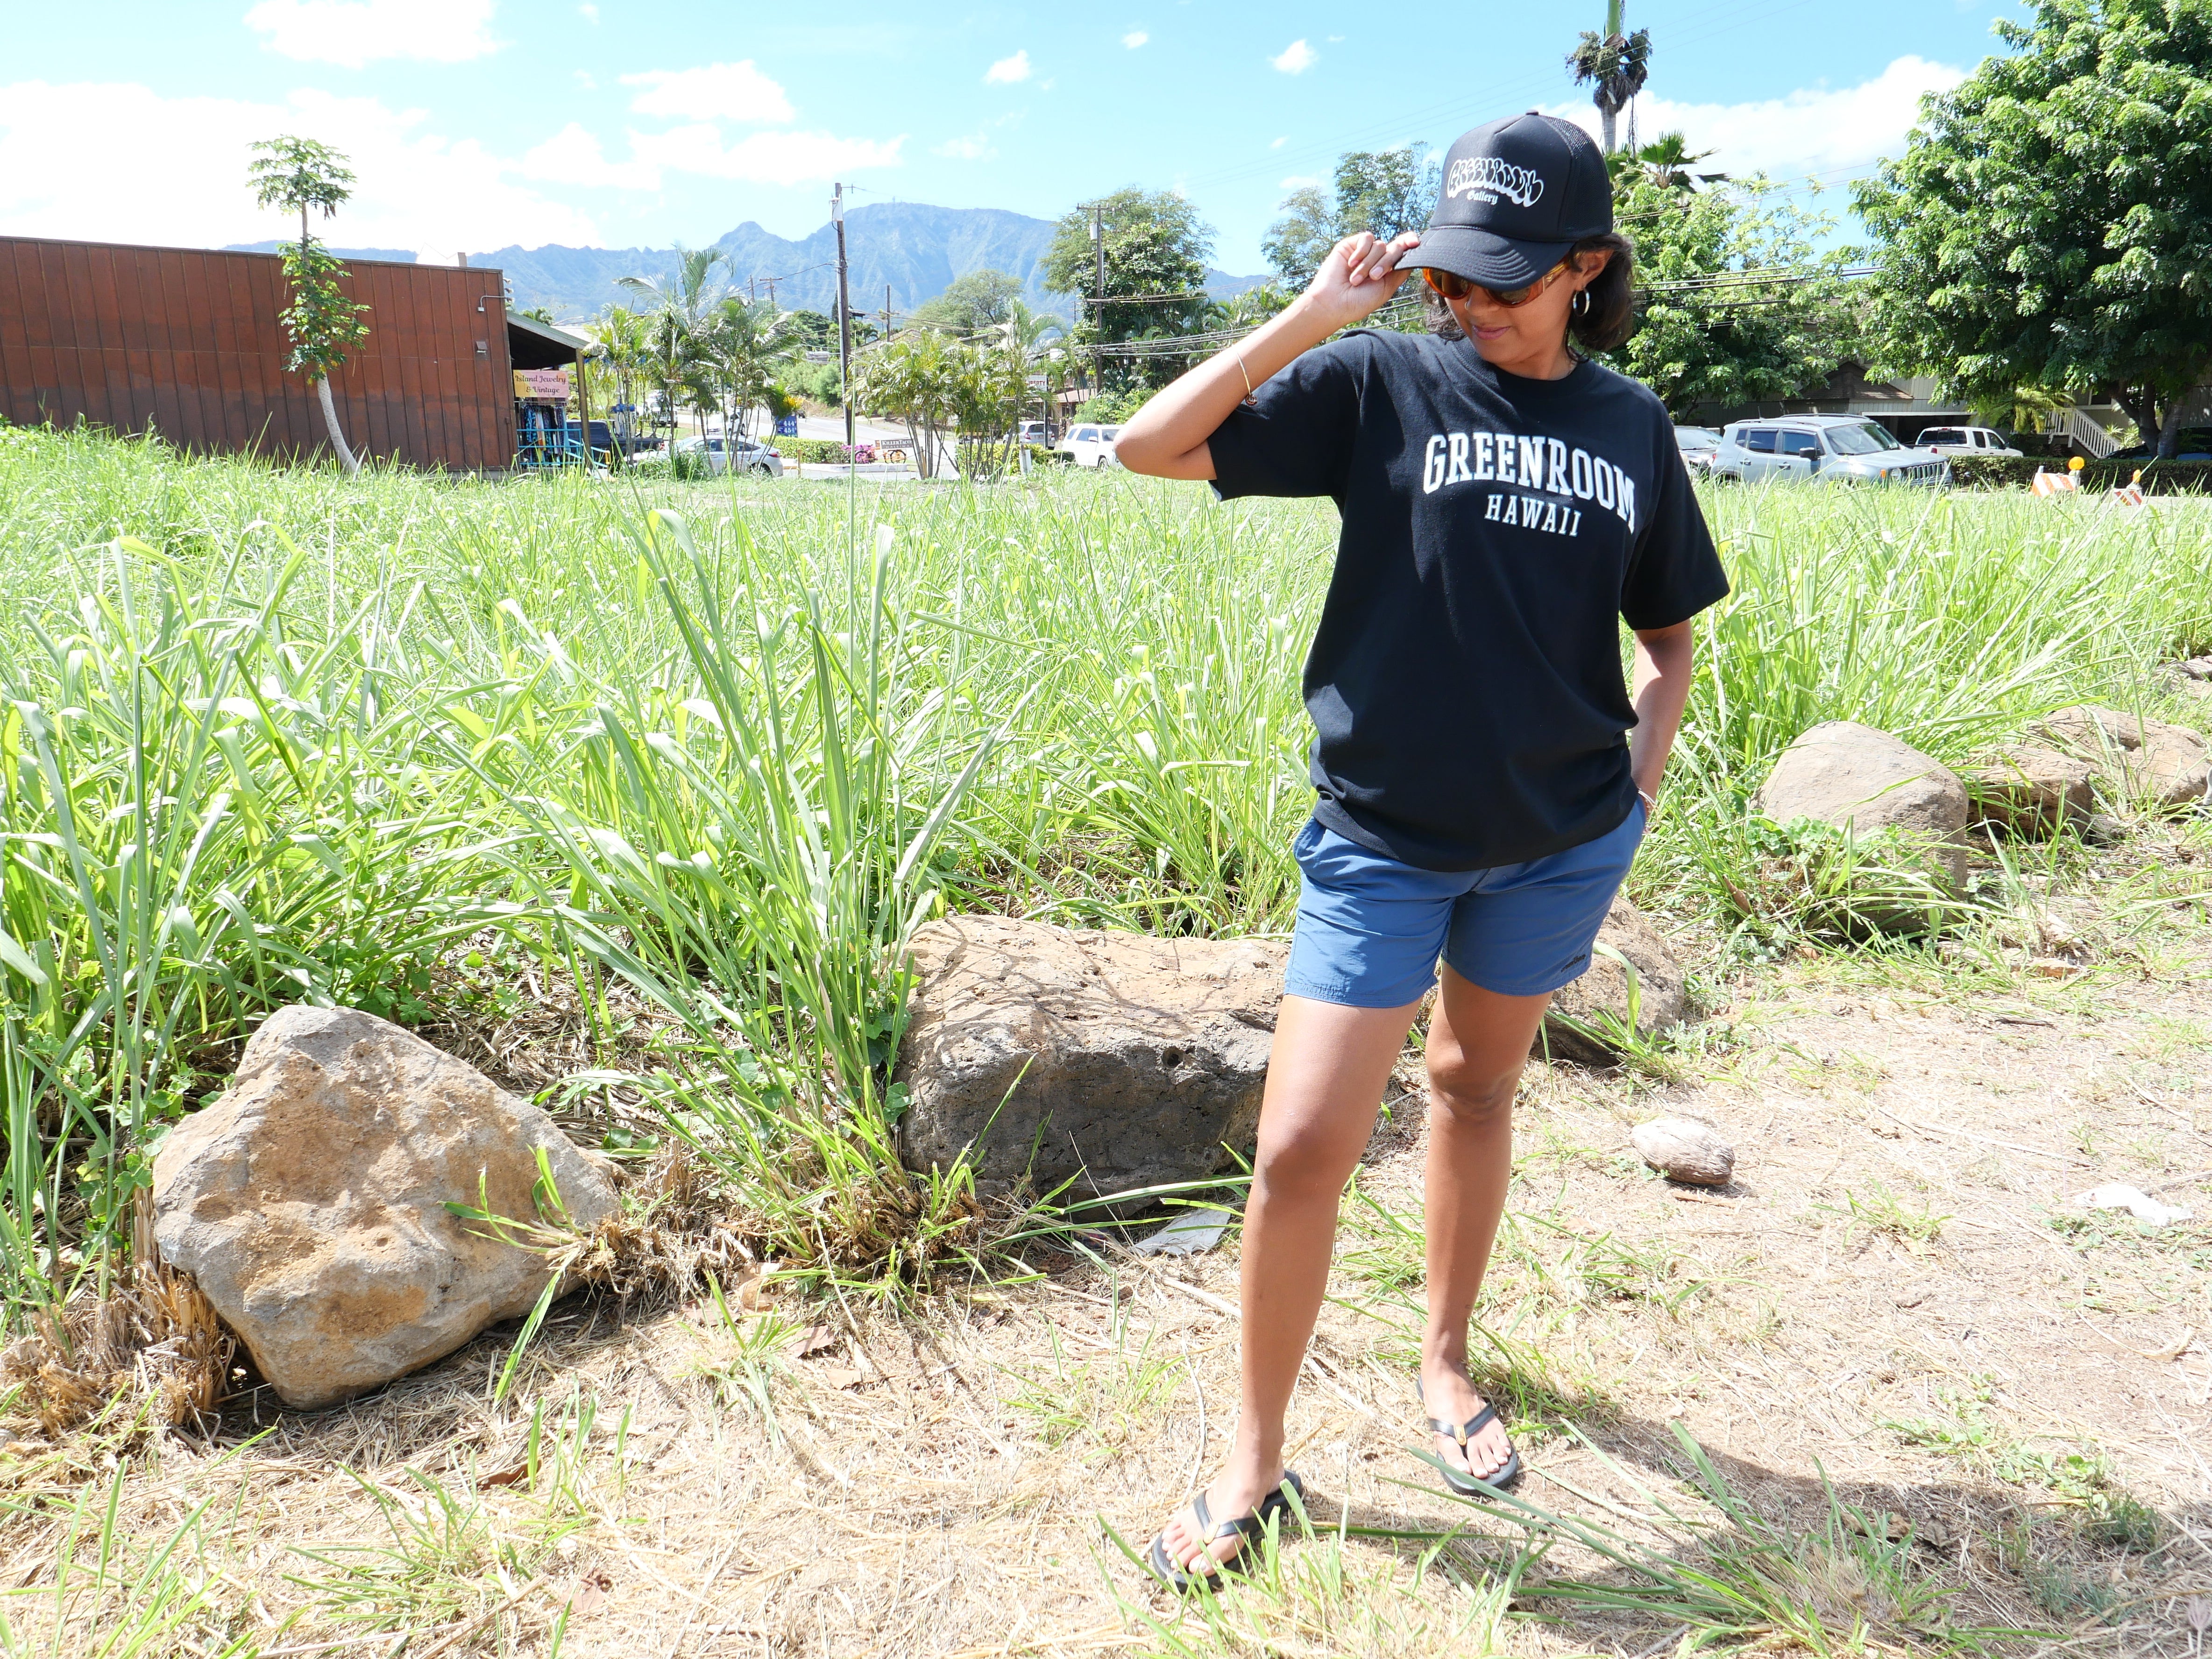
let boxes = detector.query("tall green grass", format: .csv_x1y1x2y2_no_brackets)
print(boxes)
2,420,2208,1321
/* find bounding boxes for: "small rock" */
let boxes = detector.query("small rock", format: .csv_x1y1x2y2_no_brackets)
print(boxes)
1540,897,1691,1064
2035,705,2211,812
152,1006,617,1410
1631,1118,1735,1186
895,916,1288,1202
1755,721,1970,888
1964,743,2094,836
2075,1184,2194,1227
2176,655,2212,681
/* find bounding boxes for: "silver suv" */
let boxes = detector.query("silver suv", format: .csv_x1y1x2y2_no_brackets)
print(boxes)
1710,416,1948,486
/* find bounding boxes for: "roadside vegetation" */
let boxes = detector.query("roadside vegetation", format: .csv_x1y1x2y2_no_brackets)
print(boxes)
1,425,2209,1652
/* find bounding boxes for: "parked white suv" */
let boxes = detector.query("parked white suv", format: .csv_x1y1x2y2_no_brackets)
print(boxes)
1914,425,2023,459
1055,422,1123,468
1710,417,1948,486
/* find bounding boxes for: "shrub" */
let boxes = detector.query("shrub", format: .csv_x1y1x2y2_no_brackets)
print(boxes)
1948,454,2212,492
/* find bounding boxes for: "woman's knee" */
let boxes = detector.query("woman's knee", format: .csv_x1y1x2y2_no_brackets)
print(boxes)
1252,1121,1362,1200
1425,1053,1523,1128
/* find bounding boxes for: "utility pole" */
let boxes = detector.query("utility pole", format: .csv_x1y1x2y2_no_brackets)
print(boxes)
833,182,854,447
1090,202,1106,397
749,275,757,303
882,284,892,342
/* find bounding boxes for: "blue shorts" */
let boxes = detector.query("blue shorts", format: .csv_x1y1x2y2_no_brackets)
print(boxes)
1282,799,1647,1009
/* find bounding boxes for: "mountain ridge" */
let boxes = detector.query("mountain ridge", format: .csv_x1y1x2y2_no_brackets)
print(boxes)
231,202,1269,323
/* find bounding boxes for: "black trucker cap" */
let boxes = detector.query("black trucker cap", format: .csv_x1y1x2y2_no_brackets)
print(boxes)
1400,112,1612,289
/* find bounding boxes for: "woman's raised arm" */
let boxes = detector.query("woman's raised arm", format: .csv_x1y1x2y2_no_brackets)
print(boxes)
1113,230,1423,480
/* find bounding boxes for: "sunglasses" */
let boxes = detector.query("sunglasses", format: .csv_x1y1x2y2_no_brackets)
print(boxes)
1421,258,1571,308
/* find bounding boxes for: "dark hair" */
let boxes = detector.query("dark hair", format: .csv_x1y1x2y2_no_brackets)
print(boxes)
1422,231,1637,355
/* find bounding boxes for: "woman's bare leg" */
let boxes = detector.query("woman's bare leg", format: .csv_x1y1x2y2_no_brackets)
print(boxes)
1154,992,1419,1575
1418,963,1553,1481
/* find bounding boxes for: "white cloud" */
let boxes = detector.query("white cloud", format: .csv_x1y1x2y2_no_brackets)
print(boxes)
631,124,905,184
574,70,596,90
518,121,659,189
577,1,596,17
0,80,600,253
242,0,501,67
1270,39,1317,74
932,133,995,161
1278,174,1321,190
1122,30,1148,48
985,49,1031,84
620,62,794,123
1549,56,1964,185
1269,135,1287,149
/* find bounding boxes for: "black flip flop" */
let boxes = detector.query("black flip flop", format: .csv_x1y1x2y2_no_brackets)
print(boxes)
1417,1378,1524,1495
1144,1471,1306,1593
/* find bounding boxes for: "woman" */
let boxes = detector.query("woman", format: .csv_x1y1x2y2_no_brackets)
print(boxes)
1114,112,1728,1589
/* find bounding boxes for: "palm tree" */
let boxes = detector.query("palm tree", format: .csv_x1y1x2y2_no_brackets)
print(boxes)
699,296,802,440
617,246,728,438
1567,1,1653,155
591,305,651,454
1612,131,1728,195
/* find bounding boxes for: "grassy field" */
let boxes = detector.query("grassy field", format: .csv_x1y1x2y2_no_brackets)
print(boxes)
1,424,2210,1654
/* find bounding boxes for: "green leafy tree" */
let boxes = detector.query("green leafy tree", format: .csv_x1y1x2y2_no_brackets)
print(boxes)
1044,188,1214,389
911,269,1024,334
1854,0,2212,458
248,135,371,475
1567,0,1653,155
1261,187,1338,291
1262,147,1439,288
782,309,836,350
1610,175,1859,418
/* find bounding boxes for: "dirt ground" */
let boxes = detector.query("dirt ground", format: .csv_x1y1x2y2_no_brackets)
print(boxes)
7,837,2212,1657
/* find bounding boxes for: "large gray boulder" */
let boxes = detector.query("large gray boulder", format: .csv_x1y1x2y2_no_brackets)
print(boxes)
895,916,1288,1202
152,1006,617,1410
1539,896,1691,1065
2034,705,2210,812
1755,720,1970,888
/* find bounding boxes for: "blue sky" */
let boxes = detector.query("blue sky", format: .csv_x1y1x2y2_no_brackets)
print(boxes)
3,1,2024,277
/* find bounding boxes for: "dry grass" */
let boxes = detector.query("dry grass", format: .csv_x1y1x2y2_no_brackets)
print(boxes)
1,1195,232,1441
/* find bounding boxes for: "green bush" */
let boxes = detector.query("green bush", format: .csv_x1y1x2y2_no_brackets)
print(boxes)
769,437,859,464
1948,454,2212,492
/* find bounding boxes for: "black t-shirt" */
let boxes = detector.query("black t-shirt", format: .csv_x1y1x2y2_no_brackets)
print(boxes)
1207,328,1728,872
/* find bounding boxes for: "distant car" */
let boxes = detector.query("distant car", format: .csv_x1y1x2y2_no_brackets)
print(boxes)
2108,427,2212,461
1915,425,2023,459
1054,422,1124,468
675,435,785,477
1673,425,1722,474
1709,416,1949,486
1016,420,1051,445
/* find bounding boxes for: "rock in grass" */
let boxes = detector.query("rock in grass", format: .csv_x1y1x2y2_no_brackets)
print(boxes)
895,916,1287,1203
1631,1118,1735,1186
1755,721,1971,889
1539,897,1691,1066
2034,705,2211,812
1965,743,2096,836
152,1006,617,1410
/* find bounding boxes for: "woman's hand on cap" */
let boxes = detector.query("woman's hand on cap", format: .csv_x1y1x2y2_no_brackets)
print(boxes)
1302,231,1422,328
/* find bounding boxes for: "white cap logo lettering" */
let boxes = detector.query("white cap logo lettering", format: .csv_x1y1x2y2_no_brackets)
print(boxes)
1445,155,1545,209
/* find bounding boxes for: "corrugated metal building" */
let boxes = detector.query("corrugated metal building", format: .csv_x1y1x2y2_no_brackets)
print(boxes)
0,235,584,471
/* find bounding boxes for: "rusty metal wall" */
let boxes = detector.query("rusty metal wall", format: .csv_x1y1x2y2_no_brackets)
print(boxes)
0,236,518,471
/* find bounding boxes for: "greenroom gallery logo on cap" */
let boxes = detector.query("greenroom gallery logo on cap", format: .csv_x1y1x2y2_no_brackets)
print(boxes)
1444,155,1546,209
